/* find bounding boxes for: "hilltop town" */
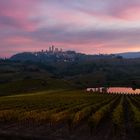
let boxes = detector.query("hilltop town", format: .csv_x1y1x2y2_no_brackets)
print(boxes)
10,45,121,62
10,45,82,62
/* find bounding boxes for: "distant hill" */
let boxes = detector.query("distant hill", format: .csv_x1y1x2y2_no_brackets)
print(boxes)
10,46,83,62
11,51,140,60
11,52,37,61
2,51,140,94
10,51,81,62
116,52,140,58
10,46,118,62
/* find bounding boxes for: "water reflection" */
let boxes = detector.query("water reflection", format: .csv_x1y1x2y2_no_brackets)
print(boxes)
86,87,140,94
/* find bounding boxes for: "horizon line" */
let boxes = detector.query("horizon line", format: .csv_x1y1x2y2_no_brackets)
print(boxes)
1,47,140,59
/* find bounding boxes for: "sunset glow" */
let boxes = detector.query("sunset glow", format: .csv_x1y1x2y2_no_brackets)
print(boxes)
1,0,140,57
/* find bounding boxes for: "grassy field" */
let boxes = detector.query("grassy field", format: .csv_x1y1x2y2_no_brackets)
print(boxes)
0,90,140,140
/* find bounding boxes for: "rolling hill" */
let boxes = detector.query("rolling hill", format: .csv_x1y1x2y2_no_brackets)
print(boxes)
116,52,140,58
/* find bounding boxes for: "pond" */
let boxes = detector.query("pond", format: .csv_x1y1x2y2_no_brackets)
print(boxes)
86,87,140,94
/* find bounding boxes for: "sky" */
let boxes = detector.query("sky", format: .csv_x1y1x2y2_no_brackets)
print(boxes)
1,0,140,57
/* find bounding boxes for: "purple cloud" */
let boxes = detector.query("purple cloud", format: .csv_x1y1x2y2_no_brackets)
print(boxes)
0,0,140,57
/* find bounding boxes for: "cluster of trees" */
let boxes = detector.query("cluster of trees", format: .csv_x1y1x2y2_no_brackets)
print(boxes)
1,56,140,91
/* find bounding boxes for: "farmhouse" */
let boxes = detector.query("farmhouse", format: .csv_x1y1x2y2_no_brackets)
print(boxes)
86,87,107,93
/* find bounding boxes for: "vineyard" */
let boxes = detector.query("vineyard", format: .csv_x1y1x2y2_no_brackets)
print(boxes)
0,90,140,140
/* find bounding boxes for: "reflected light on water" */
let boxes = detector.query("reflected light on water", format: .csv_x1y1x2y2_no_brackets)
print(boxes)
86,87,140,94
108,87,140,94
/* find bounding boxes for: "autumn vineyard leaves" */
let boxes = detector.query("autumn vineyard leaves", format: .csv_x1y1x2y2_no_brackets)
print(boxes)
0,90,140,140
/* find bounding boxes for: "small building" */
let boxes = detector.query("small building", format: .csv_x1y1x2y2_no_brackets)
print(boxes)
86,87,106,93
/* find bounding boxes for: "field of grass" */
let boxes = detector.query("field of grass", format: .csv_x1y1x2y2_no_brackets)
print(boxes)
0,78,75,96
0,90,140,140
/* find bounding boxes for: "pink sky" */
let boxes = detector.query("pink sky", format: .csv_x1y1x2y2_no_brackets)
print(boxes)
0,0,140,57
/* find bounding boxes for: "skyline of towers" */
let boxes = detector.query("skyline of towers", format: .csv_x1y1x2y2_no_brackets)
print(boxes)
48,45,63,53
35,45,64,55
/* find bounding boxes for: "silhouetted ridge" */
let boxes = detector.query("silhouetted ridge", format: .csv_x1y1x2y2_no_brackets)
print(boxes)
116,52,140,58
10,46,119,62
11,52,37,61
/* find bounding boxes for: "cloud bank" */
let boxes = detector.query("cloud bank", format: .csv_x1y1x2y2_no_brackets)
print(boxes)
0,0,140,57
